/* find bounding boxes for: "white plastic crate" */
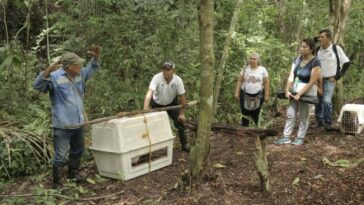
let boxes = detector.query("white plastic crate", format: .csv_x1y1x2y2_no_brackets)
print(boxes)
338,104,364,135
90,111,175,181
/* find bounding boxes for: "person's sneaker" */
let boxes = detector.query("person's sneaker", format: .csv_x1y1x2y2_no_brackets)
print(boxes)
316,122,323,128
291,138,304,145
273,137,291,145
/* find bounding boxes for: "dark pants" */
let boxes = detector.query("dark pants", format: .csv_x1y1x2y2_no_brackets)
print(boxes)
52,127,84,167
150,98,187,146
239,89,264,127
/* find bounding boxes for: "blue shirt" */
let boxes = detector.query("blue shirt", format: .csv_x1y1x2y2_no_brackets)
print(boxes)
33,58,101,129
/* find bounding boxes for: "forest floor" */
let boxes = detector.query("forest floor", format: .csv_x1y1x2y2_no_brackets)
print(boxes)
1,113,364,205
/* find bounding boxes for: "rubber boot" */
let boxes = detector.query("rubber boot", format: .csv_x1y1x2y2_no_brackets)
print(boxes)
52,165,62,189
68,158,84,183
178,130,190,152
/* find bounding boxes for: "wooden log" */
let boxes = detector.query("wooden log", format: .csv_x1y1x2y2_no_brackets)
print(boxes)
185,122,278,137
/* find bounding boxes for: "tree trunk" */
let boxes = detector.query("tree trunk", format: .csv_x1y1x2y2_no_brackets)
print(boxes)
329,0,352,115
190,0,215,179
254,136,270,192
212,0,242,117
1,0,9,44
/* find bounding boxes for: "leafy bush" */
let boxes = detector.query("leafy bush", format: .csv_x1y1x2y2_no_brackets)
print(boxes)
0,121,51,182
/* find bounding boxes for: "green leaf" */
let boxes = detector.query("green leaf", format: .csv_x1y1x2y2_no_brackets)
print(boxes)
86,178,96,184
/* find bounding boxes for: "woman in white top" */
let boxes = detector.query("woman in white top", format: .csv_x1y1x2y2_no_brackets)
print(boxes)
234,53,270,127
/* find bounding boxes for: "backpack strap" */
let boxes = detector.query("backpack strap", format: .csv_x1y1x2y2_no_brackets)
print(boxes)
332,44,341,78
293,56,301,82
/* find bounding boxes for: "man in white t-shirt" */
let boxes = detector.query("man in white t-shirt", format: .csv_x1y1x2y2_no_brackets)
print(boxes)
315,29,350,130
143,61,190,152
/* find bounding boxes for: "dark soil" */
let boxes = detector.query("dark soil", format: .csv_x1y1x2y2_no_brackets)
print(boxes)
1,115,364,205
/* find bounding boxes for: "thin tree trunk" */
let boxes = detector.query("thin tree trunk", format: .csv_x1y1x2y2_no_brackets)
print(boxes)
45,0,51,64
190,0,215,179
329,0,352,115
25,1,31,96
254,136,270,192
2,0,9,44
212,0,242,117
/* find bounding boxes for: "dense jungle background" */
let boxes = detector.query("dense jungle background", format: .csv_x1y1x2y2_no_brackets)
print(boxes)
0,0,364,204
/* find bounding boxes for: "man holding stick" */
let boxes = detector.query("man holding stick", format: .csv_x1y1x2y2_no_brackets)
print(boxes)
33,46,101,188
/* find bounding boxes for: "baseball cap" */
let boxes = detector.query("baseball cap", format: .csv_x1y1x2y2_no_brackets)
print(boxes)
162,61,175,69
61,53,85,67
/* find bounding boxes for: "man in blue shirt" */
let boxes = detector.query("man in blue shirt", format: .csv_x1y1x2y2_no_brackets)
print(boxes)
33,46,101,189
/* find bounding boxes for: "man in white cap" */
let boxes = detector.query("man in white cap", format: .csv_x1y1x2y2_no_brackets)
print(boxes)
143,61,190,152
33,46,101,189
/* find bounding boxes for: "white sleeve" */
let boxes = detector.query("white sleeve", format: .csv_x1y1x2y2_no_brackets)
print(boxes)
177,78,185,95
337,45,350,65
149,75,158,91
239,69,245,76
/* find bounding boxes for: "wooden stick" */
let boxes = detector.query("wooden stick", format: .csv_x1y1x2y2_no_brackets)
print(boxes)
65,100,198,129
0,190,124,201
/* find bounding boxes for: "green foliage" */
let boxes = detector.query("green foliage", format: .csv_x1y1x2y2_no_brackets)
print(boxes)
0,197,26,205
34,185,59,205
0,121,51,182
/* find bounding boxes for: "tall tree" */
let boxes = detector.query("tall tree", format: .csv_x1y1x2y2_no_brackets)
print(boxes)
330,0,352,114
190,0,215,178
212,0,242,117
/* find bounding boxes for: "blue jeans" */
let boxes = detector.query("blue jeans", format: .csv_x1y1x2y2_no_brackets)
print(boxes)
315,79,335,126
52,128,84,167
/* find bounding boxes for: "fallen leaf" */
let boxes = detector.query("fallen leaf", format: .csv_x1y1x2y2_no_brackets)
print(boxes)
86,178,96,184
292,177,300,185
213,163,226,169
313,174,323,179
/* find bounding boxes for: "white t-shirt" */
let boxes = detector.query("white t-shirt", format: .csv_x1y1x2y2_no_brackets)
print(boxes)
149,72,185,105
240,65,268,94
317,43,349,78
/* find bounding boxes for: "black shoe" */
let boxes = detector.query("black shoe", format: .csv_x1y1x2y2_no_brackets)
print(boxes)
68,158,84,183
325,125,333,131
182,143,190,152
52,166,63,189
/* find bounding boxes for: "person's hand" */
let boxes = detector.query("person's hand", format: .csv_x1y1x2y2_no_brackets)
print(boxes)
87,45,101,60
293,94,301,101
178,113,186,123
285,91,292,98
47,63,61,72
234,92,240,101
329,76,336,82
42,63,61,78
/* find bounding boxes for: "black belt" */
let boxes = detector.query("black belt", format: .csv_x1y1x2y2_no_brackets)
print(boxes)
323,76,334,80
